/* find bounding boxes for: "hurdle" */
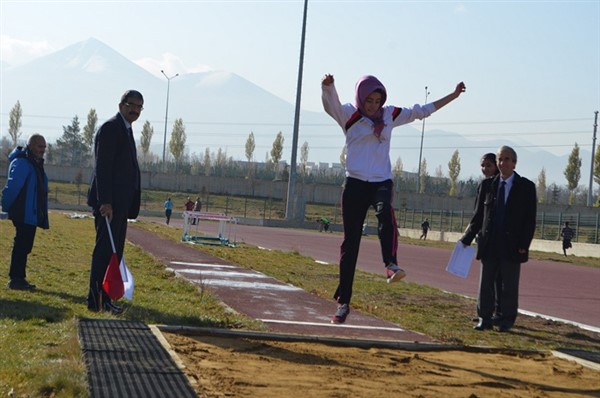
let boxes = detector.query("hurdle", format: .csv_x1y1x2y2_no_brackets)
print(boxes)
181,211,238,247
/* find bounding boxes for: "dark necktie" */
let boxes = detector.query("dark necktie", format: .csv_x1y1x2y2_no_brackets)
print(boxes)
127,127,137,158
496,181,506,225
127,127,140,188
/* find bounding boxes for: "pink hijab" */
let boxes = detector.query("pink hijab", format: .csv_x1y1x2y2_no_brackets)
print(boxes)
354,75,387,138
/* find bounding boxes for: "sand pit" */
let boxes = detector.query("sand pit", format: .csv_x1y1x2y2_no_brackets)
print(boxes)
162,331,600,398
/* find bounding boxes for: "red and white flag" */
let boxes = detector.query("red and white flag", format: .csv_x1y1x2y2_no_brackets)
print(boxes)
102,217,134,301
103,252,124,300
120,256,134,301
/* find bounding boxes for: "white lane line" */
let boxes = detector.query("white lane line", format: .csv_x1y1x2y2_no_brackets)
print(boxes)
176,269,267,278
188,278,302,291
446,290,600,333
315,260,330,265
260,319,405,332
518,309,600,334
170,261,236,268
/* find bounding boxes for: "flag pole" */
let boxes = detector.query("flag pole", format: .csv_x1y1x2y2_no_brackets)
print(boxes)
105,216,117,254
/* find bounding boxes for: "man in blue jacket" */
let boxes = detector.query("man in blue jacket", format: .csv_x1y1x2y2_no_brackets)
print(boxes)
1,134,49,290
87,90,142,314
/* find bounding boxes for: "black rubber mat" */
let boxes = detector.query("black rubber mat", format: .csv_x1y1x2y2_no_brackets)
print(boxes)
79,319,197,398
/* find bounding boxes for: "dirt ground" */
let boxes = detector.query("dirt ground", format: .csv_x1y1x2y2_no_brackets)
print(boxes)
163,332,600,398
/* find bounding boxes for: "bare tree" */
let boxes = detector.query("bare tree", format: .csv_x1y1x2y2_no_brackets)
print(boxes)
8,101,23,146
82,108,98,151
300,141,309,177
245,132,256,178
564,143,582,205
169,118,186,168
339,145,346,170
140,120,154,162
448,150,461,196
203,147,211,176
270,131,284,177
537,167,547,204
245,132,256,162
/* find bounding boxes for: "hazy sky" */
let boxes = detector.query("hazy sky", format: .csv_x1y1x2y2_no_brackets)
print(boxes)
1,0,599,160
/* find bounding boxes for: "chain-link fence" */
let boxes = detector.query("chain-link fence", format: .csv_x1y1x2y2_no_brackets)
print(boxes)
397,208,599,244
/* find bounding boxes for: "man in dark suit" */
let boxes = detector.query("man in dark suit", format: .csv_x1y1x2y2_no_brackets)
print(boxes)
460,146,537,332
87,90,143,314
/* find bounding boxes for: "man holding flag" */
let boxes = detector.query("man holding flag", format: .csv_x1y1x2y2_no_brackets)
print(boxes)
87,90,143,314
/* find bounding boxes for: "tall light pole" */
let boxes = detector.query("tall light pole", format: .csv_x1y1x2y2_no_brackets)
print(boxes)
416,86,430,194
587,110,598,207
161,70,179,170
285,0,308,222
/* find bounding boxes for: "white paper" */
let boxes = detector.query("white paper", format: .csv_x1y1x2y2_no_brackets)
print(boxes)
446,242,476,278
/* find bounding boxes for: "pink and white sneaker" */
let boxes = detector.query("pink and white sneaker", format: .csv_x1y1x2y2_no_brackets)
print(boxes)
332,303,350,324
386,264,406,283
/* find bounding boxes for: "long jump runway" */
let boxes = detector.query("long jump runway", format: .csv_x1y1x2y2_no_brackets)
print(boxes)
165,218,600,332
126,226,434,343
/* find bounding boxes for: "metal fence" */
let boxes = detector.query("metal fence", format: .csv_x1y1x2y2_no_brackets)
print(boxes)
397,209,600,244
19,181,600,245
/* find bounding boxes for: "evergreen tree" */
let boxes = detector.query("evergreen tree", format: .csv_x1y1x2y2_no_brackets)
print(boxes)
140,120,154,161
564,143,582,205
45,143,55,164
8,101,23,147
419,158,428,194
0,136,12,159
203,147,212,176
549,183,560,205
537,167,547,204
169,118,186,168
55,115,89,166
448,150,461,197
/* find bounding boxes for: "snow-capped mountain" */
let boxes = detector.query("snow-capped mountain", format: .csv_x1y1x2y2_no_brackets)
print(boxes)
0,38,591,185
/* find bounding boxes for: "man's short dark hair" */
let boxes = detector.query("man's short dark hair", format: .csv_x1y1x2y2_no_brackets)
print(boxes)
120,90,144,104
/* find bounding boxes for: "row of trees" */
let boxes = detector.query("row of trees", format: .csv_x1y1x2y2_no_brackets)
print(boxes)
5,101,600,205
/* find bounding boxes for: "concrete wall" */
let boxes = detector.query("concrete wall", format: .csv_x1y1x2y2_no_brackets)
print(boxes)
3,163,598,215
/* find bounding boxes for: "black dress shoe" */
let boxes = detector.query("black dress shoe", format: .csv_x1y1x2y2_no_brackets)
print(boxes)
496,324,512,333
87,301,123,315
103,301,123,315
491,314,503,325
7,279,36,290
473,319,493,331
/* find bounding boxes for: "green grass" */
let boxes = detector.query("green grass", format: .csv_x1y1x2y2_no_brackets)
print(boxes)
0,213,260,397
136,219,600,351
1,212,598,397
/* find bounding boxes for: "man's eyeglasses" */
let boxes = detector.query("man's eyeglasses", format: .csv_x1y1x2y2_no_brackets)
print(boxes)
125,102,144,111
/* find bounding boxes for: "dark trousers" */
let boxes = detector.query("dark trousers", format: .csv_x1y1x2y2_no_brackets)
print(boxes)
9,221,37,280
334,178,398,304
165,209,172,224
478,257,521,326
88,212,128,309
